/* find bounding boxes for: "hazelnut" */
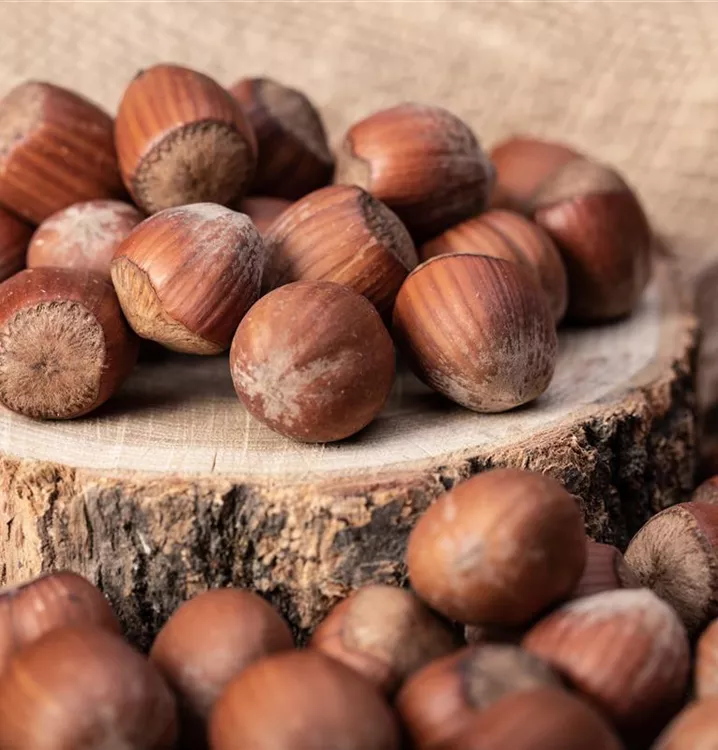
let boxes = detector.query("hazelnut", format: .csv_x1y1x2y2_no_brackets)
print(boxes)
310,584,457,696
0,81,123,224
0,206,32,282
238,196,292,235
209,650,400,750
530,158,652,321
624,501,718,636
0,626,177,749
0,267,139,418
27,200,143,277
691,475,718,505
696,619,718,699
523,588,690,740
571,541,641,599
230,280,395,442
263,185,417,316
115,64,257,214
393,254,558,412
419,208,568,322
150,588,293,747
229,77,333,200
406,468,586,625
489,135,582,213
435,687,622,750
335,103,493,241
0,571,120,673
396,645,562,749
652,699,718,750
111,203,265,354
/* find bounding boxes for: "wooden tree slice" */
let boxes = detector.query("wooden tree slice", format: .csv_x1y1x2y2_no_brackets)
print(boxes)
0,259,697,646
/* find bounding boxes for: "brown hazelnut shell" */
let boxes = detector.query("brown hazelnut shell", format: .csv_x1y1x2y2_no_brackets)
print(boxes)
335,103,493,242
0,267,139,419
115,64,257,214
0,206,32,282
238,196,292,235
0,81,124,223
27,199,143,277
692,475,718,505
571,540,641,599
230,77,333,200
652,698,718,749
230,280,395,443
696,619,718,699
209,650,400,750
310,584,456,696
0,626,177,749
393,254,558,412
111,203,265,354
406,468,587,625
419,208,568,322
264,184,417,316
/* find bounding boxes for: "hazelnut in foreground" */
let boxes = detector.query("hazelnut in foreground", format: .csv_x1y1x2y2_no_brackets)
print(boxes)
0,627,177,749
230,77,334,200
0,571,120,673
0,267,139,419
393,254,558,412
27,200,143,277
115,64,257,213
571,540,640,599
209,650,400,750
335,103,493,241
652,698,718,750
419,208,568,322
150,588,293,748
310,584,456,696
406,469,586,625
523,588,690,741
396,645,562,749
230,280,395,442
238,196,292,235
0,206,32,282
111,203,265,354
263,184,417,316
624,501,718,636
0,81,123,223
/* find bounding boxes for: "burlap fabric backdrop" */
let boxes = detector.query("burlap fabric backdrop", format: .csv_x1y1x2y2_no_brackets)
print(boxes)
0,1,716,246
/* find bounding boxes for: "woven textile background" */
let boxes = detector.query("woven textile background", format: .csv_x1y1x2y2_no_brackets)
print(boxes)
0,1,716,246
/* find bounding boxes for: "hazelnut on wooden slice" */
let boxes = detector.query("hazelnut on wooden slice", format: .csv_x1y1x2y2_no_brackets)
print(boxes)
230,280,395,442
150,588,293,748
310,584,456,696
489,135,582,213
230,77,334,200
393,254,558,412
436,688,622,750
419,208,568,322
0,81,123,223
0,571,120,673
238,196,292,235
406,469,586,625
263,185,417,316
27,199,143,277
696,619,718,698
0,206,32,282
335,103,493,242
571,541,641,599
530,158,652,321
523,588,690,741
111,203,264,354
0,267,139,419
652,698,718,750
115,64,257,214
0,627,177,750
624,501,718,636
396,645,562,749
209,650,400,750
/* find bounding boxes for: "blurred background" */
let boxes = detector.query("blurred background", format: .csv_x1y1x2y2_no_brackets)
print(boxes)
0,1,715,244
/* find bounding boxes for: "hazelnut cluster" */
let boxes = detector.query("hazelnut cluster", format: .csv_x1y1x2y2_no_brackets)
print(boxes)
10,466,718,748
0,65,652,437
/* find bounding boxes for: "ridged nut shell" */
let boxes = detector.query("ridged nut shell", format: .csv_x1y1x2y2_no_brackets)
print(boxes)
0,206,32,281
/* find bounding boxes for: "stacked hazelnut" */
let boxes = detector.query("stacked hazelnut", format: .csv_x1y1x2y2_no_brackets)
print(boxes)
0,64,652,439
9,466,718,748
